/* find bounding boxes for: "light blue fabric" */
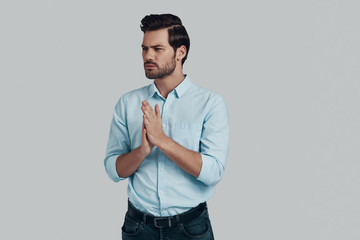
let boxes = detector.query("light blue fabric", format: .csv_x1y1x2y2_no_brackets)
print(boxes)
104,75,229,216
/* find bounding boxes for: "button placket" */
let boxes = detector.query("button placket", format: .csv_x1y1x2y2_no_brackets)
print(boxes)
157,94,175,216
158,100,167,214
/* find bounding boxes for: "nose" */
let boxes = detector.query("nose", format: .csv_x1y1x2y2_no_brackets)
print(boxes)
143,49,154,62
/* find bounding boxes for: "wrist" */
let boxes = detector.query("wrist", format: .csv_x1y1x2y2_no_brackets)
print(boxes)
155,134,170,149
138,145,151,156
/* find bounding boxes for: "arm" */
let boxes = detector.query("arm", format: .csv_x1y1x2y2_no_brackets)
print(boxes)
157,136,202,178
115,123,154,178
196,96,229,186
104,97,153,181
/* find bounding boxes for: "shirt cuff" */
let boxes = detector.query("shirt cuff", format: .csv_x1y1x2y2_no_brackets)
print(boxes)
197,154,221,186
105,155,126,182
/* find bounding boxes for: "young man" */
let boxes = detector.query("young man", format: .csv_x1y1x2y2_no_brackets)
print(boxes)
104,14,229,240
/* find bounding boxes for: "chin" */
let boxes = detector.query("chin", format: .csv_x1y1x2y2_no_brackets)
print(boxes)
145,73,155,80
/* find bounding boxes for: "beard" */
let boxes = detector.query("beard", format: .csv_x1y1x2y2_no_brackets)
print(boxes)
144,56,176,80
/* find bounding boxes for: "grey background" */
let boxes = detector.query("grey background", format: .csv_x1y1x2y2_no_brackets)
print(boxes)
1,0,359,239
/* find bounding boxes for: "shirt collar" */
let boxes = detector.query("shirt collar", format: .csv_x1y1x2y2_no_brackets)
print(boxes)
148,75,193,99
174,75,192,98
148,82,160,98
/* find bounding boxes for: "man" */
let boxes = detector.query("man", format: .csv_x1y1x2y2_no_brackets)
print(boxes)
104,14,229,240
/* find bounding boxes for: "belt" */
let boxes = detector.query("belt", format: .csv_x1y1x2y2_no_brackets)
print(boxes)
127,200,207,228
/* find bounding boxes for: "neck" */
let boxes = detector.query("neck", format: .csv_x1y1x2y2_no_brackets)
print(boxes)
154,68,185,99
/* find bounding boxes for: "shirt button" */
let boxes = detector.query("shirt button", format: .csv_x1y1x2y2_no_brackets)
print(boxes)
162,124,166,128
160,168,164,172
164,104,169,109
160,190,164,195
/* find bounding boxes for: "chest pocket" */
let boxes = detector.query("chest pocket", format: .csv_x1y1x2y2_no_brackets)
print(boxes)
173,122,203,151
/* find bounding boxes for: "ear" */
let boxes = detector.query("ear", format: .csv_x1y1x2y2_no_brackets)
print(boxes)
176,45,187,62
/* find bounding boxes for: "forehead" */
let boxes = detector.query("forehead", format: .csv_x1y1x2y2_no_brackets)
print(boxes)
142,28,170,47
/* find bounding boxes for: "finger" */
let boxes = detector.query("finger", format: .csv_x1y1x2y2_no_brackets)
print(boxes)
143,114,150,126
142,127,149,146
141,106,151,118
142,100,151,108
155,104,161,118
145,103,155,113
143,105,155,120
142,126,146,136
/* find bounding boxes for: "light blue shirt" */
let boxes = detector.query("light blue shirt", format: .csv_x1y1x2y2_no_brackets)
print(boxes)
104,75,229,216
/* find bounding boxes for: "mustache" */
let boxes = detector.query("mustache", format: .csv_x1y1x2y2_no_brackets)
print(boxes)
144,61,158,67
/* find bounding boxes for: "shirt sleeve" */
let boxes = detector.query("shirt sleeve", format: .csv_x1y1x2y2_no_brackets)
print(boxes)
104,96,131,182
197,95,229,186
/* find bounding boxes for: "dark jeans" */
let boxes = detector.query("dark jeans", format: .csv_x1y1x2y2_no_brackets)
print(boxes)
121,203,215,240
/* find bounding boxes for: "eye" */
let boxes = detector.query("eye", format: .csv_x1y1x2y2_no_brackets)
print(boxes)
155,48,163,51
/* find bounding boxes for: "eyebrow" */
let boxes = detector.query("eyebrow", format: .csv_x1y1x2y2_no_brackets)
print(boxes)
141,44,166,49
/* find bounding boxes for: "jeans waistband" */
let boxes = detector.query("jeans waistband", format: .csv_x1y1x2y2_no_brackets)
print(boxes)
127,200,207,228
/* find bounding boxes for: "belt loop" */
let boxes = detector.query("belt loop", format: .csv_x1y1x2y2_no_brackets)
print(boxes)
143,213,147,225
175,215,180,225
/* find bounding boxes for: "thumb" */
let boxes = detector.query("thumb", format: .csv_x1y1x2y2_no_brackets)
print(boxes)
155,104,161,118
142,126,146,136
142,121,147,133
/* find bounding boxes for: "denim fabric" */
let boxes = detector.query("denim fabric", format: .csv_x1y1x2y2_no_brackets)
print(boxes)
121,208,214,240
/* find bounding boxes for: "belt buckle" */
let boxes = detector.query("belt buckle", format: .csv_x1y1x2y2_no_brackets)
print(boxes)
154,217,172,228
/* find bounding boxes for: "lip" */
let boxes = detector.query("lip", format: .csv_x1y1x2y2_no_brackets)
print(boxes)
145,64,157,68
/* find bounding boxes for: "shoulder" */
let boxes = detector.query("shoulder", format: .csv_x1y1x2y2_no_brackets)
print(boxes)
190,83,229,123
190,82,227,107
113,84,151,112
116,84,150,103
121,84,151,101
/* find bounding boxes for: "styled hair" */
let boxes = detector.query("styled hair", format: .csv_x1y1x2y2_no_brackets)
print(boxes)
140,14,190,65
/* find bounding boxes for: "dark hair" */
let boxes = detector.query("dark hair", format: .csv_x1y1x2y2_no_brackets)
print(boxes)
140,14,190,65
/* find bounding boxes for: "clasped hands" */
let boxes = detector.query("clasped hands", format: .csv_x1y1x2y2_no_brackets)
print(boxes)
140,100,167,154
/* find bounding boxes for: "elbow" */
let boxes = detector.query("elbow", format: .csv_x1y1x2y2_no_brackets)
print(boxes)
205,165,225,187
197,154,226,186
104,155,124,182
